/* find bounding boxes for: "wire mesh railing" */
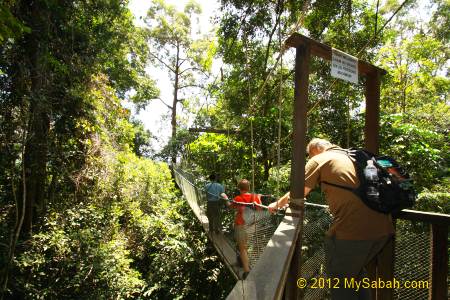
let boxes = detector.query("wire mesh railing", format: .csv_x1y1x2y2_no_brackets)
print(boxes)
297,203,444,300
393,220,431,300
300,203,333,300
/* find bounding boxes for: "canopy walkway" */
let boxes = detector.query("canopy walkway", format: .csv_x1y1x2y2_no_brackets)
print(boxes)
175,33,448,299
174,166,449,300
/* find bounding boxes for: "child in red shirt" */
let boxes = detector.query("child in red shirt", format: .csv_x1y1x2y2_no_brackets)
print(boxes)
227,179,262,279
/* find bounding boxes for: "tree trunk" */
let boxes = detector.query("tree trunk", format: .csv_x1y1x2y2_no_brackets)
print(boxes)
21,2,50,236
171,43,180,164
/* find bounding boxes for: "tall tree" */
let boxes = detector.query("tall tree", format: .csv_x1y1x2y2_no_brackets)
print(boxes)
377,1,449,117
0,6,158,295
0,0,157,235
145,0,213,164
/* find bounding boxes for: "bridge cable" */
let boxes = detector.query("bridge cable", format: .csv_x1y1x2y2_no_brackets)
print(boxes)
275,0,285,207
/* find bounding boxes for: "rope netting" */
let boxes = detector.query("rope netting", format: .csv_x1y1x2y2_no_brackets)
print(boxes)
175,167,435,299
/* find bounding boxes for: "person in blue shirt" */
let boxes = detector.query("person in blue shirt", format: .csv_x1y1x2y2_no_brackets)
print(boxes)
205,173,228,233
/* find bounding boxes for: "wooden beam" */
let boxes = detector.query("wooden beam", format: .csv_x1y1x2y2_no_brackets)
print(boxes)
429,224,448,300
365,70,381,154
285,33,386,76
189,127,240,134
209,232,241,281
285,43,310,300
226,211,301,300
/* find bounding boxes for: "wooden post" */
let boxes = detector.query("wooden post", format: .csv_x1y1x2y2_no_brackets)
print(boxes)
364,70,381,154
365,69,392,300
285,44,310,300
365,236,395,300
429,224,448,300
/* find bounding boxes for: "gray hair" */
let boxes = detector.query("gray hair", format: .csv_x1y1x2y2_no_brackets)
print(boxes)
307,138,332,154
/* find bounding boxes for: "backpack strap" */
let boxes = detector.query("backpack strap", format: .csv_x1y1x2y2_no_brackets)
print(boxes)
320,147,365,195
321,180,354,192
325,146,349,154
326,147,361,162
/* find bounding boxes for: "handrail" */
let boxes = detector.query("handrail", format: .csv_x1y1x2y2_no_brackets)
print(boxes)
306,202,450,225
393,209,450,225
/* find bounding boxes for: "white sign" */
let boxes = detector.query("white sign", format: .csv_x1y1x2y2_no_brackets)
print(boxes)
331,48,358,84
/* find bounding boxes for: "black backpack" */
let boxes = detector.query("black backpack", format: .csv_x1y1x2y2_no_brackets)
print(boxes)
322,148,416,214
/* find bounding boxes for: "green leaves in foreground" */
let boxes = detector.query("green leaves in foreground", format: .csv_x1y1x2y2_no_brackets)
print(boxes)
12,150,232,299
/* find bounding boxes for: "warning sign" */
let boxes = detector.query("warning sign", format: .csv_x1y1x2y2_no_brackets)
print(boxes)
331,48,358,84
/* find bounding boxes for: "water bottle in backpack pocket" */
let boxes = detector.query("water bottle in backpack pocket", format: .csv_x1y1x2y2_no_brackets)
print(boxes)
364,160,380,204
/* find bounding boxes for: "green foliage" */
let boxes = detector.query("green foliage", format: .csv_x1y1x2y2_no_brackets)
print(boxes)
266,161,291,197
188,133,249,186
0,0,159,232
414,189,450,214
380,114,448,191
15,205,145,299
378,33,449,115
8,112,233,298
130,119,154,157
430,0,450,43
0,3,30,45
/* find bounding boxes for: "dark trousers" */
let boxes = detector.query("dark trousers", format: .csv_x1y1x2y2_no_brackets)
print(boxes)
207,201,222,232
324,235,391,300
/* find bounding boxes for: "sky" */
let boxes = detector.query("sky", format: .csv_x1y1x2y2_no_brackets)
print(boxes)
128,0,220,151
